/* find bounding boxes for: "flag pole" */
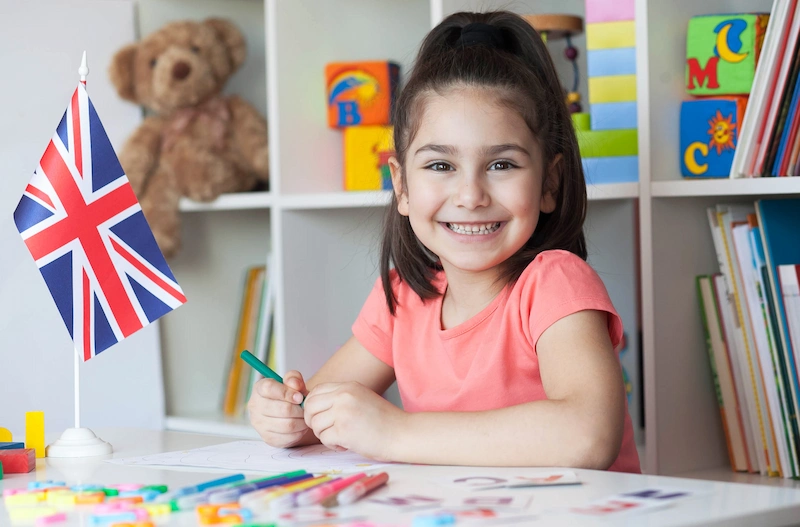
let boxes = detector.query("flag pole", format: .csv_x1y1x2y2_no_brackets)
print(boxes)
44,51,113,458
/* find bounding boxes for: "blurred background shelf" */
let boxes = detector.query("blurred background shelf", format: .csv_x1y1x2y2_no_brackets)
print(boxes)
164,412,259,439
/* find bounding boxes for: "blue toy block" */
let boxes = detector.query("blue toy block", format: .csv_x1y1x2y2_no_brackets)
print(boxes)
680,97,746,178
582,156,639,184
0,442,24,450
590,102,638,130
587,48,637,77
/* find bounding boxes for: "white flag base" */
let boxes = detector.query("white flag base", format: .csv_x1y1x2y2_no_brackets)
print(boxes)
46,427,113,458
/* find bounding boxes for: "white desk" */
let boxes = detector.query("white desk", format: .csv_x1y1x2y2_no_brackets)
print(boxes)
2,428,800,526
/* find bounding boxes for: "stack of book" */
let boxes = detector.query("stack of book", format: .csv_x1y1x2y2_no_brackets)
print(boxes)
731,0,800,177
697,198,800,478
221,260,276,418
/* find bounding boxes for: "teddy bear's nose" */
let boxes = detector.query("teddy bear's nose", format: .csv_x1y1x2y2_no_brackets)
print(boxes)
172,61,191,80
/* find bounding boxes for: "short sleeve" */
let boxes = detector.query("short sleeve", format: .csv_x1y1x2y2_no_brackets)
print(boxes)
351,274,396,367
522,250,623,352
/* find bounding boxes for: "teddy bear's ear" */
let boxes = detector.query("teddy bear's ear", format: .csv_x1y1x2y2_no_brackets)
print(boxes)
108,43,138,102
204,18,246,73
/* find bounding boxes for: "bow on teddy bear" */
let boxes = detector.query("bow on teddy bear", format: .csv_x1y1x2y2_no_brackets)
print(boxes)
109,18,269,258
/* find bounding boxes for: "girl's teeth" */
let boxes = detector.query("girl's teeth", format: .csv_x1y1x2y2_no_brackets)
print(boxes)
446,222,501,235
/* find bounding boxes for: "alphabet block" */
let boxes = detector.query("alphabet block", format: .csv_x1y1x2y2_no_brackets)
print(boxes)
343,125,394,191
326,61,400,128
680,97,747,177
686,14,769,95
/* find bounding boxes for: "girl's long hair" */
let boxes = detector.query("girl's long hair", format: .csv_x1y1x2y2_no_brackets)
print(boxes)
380,11,587,315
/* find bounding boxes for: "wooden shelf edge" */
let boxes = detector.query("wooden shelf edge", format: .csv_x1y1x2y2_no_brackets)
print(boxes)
652,178,800,198
179,191,273,212
164,415,260,439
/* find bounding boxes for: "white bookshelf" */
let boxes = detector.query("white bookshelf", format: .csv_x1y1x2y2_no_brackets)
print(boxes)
145,0,800,485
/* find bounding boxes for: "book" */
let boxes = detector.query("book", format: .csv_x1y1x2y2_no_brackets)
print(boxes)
732,223,792,476
778,265,800,363
731,0,797,177
749,217,799,477
697,275,750,471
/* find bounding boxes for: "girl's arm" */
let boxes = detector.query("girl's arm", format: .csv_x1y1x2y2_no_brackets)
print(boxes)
387,309,626,469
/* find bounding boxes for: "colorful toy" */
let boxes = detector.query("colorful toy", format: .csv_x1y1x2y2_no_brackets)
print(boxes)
326,61,400,128
523,14,584,113
26,410,45,458
0,442,24,449
577,0,639,184
686,14,769,95
343,125,394,191
680,96,747,177
0,447,36,473
0,427,11,442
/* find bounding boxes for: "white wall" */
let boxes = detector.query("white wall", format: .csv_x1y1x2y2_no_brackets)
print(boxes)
0,0,164,438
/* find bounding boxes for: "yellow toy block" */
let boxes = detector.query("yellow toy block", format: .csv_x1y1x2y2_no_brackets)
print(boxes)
589,75,637,103
0,428,11,442
25,411,44,458
343,125,394,191
587,21,636,50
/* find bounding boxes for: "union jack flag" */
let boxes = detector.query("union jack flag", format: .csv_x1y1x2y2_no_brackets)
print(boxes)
13,83,186,361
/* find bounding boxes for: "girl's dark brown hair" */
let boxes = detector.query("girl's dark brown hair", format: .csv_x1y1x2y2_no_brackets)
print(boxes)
380,11,588,315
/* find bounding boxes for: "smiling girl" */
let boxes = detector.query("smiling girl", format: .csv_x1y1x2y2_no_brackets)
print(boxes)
247,11,641,473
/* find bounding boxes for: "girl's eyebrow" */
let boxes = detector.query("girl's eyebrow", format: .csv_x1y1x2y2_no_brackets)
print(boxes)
414,144,457,157
414,143,531,158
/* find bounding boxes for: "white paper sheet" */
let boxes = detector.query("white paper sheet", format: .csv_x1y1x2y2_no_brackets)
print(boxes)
108,441,390,474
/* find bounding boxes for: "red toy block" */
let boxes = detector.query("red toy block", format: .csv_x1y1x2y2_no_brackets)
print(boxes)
0,448,35,473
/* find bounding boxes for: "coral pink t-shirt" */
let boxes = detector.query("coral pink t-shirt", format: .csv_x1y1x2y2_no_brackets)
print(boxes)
352,249,641,473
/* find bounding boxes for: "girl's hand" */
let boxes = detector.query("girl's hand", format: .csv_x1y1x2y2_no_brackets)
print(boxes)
303,381,404,461
247,370,309,448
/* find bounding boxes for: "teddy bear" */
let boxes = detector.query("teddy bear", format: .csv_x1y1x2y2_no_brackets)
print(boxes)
109,18,269,258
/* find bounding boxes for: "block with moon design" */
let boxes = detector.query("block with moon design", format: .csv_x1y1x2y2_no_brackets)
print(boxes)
325,61,400,128
680,97,747,178
685,13,769,96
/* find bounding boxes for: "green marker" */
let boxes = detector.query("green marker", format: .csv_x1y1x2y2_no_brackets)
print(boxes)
240,350,305,407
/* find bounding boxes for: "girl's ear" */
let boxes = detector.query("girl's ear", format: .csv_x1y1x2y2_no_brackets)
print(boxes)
540,154,562,214
389,156,409,216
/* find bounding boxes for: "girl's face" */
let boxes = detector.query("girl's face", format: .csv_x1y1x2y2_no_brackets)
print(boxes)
390,86,557,281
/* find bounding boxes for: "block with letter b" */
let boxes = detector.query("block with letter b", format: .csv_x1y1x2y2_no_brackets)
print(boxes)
685,13,769,95
680,97,747,177
326,61,400,128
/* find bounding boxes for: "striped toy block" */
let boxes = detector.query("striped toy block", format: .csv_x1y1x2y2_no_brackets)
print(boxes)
577,128,638,158
572,112,591,131
590,101,638,130
582,156,639,184
586,0,634,24
587,48,636,77
587,21,636,50
588,74,637,104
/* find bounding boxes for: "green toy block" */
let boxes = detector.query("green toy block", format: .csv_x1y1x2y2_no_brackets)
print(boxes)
576,128,638,158
572,112,591,131
686,13,769,96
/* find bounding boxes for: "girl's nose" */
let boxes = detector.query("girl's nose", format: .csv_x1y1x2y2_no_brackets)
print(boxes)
453,171,490,210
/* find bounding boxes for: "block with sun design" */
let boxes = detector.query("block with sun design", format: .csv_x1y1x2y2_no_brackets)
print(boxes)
680,97,747,178
326,61,400,128
685,14,769,96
